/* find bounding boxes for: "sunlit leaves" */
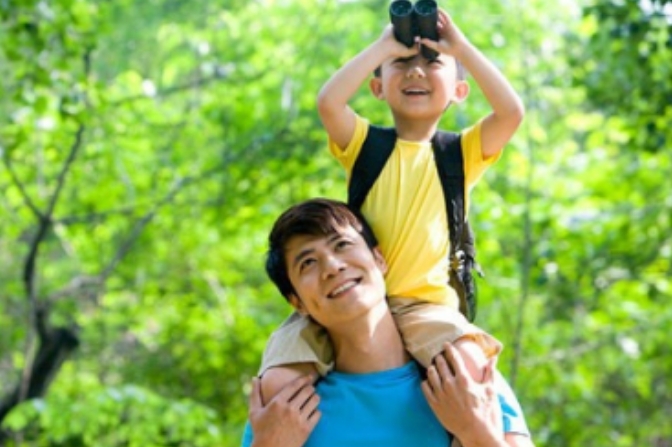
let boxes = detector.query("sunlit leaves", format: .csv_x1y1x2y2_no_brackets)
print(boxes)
3,385,221,446
1,0,671,446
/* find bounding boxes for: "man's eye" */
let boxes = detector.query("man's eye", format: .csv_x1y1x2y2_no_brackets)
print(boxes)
299,258,316,271
336,240,352,250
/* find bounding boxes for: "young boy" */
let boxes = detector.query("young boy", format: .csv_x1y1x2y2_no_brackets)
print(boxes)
259,6,525,405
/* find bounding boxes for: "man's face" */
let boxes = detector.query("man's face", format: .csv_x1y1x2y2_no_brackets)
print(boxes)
284,225,388,330
372,53,466,121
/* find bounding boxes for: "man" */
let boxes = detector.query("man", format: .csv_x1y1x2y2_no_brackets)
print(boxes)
241,198,533,447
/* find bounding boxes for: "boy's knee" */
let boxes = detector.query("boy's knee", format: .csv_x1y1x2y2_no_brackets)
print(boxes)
452,337,490,382
259,363,318,405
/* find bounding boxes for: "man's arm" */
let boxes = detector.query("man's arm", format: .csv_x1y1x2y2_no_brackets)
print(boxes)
244,375,321,447
422,343,506,447
316,25,417,150
422,343,535,447
422,9,524,159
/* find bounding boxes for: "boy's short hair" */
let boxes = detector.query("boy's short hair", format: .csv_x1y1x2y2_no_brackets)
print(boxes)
266,198,378,301
374,58,466,80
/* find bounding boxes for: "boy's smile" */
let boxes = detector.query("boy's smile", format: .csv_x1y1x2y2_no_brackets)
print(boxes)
402,84,431,96
370,53,467,127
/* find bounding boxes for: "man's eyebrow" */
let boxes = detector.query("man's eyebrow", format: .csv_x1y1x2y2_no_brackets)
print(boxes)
290,233,342,268
292,248,314,269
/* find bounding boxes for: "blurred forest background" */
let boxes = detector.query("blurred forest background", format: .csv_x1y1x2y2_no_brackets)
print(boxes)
0,0,670,445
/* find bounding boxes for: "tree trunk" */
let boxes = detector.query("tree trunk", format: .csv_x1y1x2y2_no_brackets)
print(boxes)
0,325,79,424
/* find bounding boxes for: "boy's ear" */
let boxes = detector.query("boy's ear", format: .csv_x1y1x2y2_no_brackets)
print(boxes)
369,76,384,100
372,247,388,274
289,294,308,315
452,80,470,104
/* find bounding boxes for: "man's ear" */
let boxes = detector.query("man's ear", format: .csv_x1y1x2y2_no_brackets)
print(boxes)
289,294,308,316
369,76,385,100
372,247,388,274
452,80,470,104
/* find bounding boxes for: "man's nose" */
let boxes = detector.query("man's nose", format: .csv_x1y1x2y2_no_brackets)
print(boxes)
321,254,346,277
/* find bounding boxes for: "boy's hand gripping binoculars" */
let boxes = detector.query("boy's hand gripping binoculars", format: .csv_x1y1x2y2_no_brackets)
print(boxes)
389,0,439,60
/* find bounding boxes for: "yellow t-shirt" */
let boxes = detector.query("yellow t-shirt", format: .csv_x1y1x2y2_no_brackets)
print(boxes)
329,115,501,307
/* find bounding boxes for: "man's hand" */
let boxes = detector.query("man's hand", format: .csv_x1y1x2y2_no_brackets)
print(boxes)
248,375,321,447
422,342,506,447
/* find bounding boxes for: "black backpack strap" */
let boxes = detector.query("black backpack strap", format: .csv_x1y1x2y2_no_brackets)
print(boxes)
432,131,480,321
431,131,465,253
347,125,397,210
348,126,480,321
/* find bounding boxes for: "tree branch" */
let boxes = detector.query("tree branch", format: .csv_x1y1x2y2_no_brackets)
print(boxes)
17,123,85,403
108,69,233,107
22,124,85,307
2,157,44,221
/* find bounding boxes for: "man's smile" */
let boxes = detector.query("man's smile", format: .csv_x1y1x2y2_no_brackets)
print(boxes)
327,279,361,298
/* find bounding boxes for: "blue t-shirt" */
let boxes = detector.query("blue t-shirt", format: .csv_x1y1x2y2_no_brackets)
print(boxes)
241,362,448,447
241,362,528,447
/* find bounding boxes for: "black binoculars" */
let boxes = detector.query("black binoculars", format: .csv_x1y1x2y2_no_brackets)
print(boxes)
389,0,439,60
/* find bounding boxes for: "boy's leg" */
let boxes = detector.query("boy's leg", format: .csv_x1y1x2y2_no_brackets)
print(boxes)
452,336,489,382
258,312,333,404
390,297,532,441
388,296,502,369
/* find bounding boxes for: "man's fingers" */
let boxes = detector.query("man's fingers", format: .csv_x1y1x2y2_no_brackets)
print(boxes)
421,378,439,405
276,374,314,402
443,342,469,381
249,377,263,410
434,352,454,382
291,381,319,412
300,390,321,416
425,364,443,395
307,409,322,430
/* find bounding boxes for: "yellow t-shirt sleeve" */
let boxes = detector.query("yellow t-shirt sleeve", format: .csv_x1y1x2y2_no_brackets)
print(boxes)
328,115,370,176
461,119,502,190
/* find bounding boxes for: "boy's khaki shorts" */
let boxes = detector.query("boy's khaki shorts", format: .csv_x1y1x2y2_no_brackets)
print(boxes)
259,297,502,376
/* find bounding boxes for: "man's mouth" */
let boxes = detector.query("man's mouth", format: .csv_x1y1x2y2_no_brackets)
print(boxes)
328,279,360,298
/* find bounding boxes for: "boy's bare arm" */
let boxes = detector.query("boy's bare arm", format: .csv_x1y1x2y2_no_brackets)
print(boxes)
317,26,417,150
422,9,524,159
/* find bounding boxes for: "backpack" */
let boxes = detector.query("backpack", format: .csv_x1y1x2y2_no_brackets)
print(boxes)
347,125,482,322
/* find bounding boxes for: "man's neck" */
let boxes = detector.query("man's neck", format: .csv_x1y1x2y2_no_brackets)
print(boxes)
329,303,410,374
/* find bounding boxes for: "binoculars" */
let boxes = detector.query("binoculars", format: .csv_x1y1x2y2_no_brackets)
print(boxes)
389,0,439,60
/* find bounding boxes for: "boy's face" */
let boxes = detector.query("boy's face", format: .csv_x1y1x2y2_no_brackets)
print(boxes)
284,224,388,330
370,53,468,122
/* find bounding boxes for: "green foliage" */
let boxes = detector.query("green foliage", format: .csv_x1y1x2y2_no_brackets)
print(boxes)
3,384,222,446
569,0,672,152
1,0,671,446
